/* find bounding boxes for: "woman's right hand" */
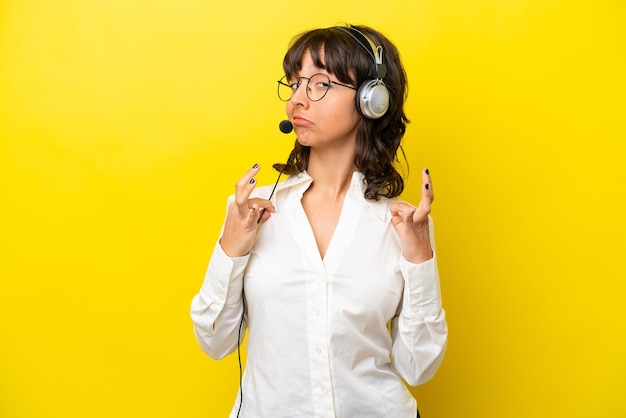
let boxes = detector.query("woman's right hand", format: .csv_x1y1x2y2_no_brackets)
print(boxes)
219,164,275,257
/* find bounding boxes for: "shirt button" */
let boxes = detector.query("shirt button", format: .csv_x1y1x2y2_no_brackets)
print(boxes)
316,347,322,354
320,383,326,391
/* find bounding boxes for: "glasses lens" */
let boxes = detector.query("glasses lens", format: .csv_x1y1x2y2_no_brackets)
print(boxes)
307,74,331,101
277,75,295,101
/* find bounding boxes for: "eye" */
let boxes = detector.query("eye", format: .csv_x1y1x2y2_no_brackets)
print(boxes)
310,74,331,91
314,80,331,89
280,76,299,90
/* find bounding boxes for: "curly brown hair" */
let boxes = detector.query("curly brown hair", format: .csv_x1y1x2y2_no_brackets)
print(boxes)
273,25,410,200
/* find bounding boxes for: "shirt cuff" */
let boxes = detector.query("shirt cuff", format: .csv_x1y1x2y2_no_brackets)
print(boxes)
400,256,443,319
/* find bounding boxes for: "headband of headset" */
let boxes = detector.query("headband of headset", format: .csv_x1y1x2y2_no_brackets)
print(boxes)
332,26,387,80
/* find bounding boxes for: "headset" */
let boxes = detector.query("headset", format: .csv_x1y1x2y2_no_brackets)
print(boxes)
333,25,390,119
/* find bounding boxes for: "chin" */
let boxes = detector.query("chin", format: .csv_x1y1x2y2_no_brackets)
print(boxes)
295,132,314,147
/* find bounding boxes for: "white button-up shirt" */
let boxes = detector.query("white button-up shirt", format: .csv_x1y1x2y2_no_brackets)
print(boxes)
191,172,447,418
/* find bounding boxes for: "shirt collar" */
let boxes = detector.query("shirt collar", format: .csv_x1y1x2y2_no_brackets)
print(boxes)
273,171,390,222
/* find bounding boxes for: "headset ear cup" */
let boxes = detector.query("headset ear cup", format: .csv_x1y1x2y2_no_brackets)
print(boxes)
357,80,390,119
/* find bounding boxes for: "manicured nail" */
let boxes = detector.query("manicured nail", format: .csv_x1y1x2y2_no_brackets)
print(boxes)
425,183,429,190
249,178,256,184
425,168,429,175
253,163,259,169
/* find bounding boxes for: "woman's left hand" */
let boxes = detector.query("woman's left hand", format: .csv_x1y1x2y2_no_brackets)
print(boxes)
390,169,434,264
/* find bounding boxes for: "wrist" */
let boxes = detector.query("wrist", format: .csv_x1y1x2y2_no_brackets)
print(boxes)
219,237,249,258
403,234,433,264
404,250,433,264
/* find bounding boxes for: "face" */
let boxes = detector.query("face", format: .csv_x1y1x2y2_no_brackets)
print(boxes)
286,49,361,150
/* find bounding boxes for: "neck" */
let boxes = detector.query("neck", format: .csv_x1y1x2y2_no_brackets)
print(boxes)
306,151,356,198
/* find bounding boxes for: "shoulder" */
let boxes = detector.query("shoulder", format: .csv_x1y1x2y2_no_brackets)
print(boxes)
250,172,312,199
250,183,278,199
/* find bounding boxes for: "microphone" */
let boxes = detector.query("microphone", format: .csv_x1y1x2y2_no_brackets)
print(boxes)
279,120,293,134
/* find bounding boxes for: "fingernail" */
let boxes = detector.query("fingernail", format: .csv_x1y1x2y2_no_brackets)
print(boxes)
249,178,256,184
425,168,429,175
425,183,429,189
253,163,259,169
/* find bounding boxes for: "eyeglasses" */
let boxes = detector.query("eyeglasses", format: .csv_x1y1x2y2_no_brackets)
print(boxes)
277,73,357,102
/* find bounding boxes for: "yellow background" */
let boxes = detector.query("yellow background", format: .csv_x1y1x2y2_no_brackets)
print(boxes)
1,1,624,417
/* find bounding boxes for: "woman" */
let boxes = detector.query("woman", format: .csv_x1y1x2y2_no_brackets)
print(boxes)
191,24,447,418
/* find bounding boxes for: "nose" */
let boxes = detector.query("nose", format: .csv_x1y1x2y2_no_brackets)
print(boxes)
289,78,310,107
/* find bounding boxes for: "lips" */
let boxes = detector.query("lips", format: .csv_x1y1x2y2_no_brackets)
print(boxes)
292,115,313,127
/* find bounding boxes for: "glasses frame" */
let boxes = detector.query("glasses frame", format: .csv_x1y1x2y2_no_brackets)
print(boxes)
277,73,357,102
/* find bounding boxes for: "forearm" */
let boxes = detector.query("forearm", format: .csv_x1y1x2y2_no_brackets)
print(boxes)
391,256,448,386
190,243,249,359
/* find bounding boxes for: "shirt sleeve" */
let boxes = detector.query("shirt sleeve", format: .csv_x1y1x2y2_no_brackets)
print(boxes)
190,240,249,360
390,216,448,386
